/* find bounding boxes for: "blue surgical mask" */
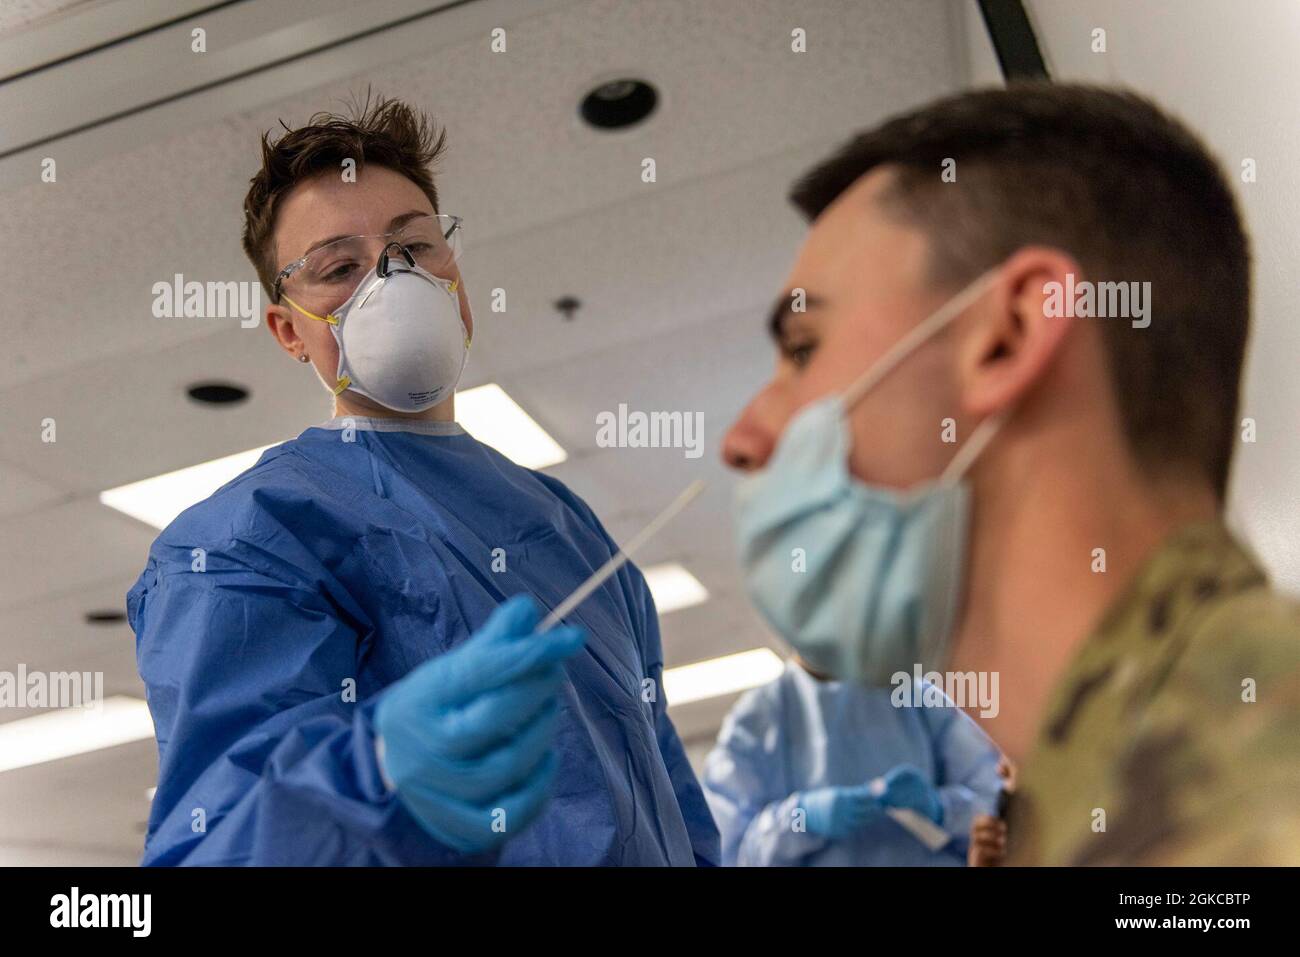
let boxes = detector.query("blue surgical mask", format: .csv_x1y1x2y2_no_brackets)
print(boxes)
735,269,1005,685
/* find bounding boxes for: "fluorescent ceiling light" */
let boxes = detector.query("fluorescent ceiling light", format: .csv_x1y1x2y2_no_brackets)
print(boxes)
0,695,155,774
663,648,784,707
641,562,709,615
100,444,276,529
100,383,564,529
456,383,567,469
100,384,561,528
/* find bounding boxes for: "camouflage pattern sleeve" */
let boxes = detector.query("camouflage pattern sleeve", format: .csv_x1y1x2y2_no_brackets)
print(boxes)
1112,585,1300,865
1005,522,1300,865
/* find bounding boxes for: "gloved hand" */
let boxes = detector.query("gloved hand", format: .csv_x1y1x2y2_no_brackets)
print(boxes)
374,594,585,854
798,785,882,839
878,764,943,825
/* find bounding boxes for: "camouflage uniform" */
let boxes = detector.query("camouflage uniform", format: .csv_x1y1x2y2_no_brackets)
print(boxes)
1005,521,1300,865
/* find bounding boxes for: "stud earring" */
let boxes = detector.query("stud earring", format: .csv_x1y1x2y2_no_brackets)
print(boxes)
298,354,310,363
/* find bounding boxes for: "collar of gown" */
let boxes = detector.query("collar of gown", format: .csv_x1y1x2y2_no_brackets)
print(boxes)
318,415,465,435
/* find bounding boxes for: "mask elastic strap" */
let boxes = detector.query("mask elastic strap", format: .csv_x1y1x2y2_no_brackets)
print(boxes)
841,268,1001,411
939,410,1008,485
280,293,338,326
280,294,350,394
443,278,472,348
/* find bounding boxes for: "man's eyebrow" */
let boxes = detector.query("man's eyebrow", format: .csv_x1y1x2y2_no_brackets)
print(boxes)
767,290,823,342
298,210,432,259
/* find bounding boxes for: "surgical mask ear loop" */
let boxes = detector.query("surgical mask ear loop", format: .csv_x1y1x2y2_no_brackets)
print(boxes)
840,268,1002,412
938,410,1008,485
830,267,1008,486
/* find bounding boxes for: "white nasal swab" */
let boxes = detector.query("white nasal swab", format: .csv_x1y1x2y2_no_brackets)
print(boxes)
537,479,707,633
885,808,952,852
866,776,951,851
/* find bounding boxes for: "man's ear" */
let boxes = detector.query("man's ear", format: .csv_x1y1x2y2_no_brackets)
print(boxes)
956,246,1083,418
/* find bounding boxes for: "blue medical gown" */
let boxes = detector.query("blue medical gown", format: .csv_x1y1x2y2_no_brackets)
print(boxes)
702,661,1001,866
127,418,720,866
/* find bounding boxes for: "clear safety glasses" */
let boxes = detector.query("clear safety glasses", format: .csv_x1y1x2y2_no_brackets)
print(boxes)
273,213,463,305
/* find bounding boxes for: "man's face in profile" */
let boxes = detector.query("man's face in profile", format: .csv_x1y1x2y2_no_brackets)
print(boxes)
723,168,973,488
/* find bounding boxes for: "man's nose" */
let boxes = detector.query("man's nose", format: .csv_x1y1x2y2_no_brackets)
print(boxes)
722,391,780,473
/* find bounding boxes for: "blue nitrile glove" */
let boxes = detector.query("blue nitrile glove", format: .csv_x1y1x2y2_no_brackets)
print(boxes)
879,765,943,825
374,595,586,854
798,785,883,839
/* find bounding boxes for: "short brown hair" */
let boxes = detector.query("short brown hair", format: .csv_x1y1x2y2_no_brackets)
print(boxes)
791,83,1251,500
242,94,448,300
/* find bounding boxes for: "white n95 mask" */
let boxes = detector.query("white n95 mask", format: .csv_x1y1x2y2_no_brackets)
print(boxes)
734,268,1006,686
284,254,469,413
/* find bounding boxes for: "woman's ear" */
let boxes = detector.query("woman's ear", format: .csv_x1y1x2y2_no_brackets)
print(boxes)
956,246,1083,418
265,303,305,359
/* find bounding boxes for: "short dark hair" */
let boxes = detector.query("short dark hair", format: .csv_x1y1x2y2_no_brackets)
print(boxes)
791,83,1251,500
242,94,447,299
